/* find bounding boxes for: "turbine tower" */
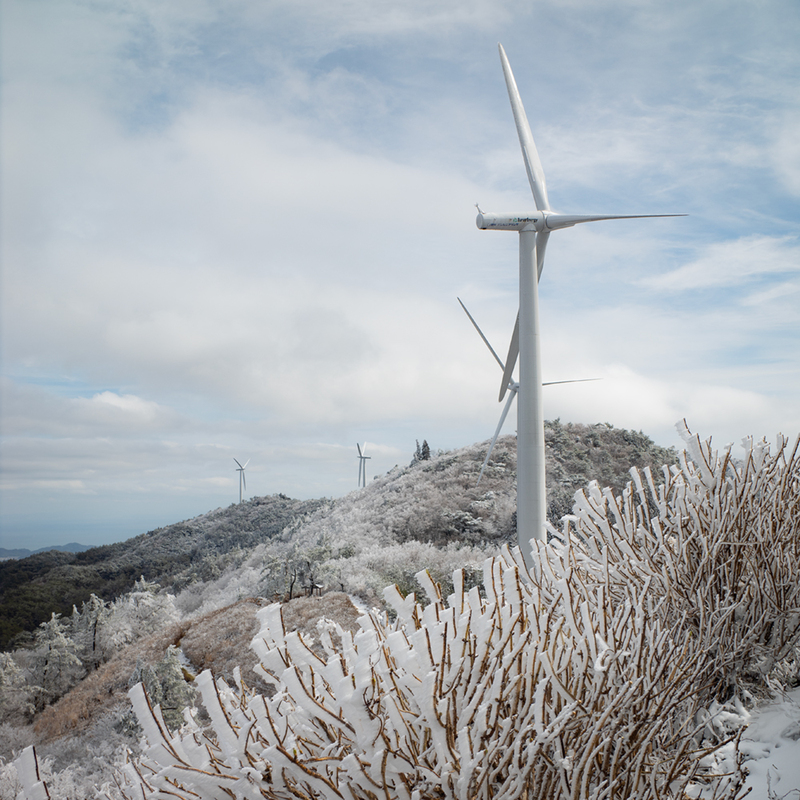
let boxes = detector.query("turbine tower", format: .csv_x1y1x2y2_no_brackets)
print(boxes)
233,458,249,504
478,44,683,567
356,443,371,488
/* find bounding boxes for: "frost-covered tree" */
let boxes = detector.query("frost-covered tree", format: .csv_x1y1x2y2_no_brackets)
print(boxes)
71,593,111,671
106,577,178,648
30,613,82,713
130,645,195,731
412,438,431,463
0,651,35,722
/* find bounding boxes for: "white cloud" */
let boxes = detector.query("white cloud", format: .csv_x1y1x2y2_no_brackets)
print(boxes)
641,236,800,291
770,111,800,197
79,391,167,422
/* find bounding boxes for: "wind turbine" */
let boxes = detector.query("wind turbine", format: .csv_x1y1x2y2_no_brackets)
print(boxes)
356,443,371,488
233,458,249,504
457,297,598,484
477,44,684,566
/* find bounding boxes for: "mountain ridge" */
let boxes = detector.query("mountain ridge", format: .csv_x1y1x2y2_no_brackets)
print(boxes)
0,542,93,561
0,420,677,650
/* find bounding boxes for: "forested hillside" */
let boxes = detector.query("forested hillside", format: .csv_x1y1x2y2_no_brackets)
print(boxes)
0,495,326,649
0,420,675,649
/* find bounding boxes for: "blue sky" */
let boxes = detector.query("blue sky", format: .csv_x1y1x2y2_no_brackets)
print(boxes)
2,0,799,550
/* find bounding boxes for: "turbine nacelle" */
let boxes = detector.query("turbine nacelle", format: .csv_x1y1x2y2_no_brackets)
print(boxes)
476,212,542,231
476,211,684,233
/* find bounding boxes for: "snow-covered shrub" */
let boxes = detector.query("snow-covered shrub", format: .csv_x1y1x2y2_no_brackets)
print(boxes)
567,422,800,698
175,544,273,617
112,428,800,800
326,540,488,602
9,707,136,800
115,546,735,799
0,652,35,724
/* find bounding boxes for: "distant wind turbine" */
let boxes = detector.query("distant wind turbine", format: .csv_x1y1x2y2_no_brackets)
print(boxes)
356,443,371,488
457,297,598,485
233,458,249,504
476,44,684,566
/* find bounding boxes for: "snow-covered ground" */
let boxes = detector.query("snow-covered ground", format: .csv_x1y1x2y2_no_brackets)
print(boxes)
740,687,800,798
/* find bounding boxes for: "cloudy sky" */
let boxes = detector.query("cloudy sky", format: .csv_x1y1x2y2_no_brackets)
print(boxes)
2,0,799,550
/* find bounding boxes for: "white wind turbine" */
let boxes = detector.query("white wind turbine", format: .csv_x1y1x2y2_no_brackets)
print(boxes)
233,458,249,504
477,44,684,566
356,443,371,488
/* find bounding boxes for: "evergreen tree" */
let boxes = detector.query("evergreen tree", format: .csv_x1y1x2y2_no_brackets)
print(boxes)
72,593,111,671
30,613,82,712
413,439,431,463
131,646,195,731
0,651,36,722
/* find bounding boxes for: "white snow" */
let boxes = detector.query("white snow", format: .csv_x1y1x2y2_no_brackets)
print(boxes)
740,686,800,798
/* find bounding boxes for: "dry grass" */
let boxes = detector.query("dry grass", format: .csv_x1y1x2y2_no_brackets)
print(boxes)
178,598,265,686
180,593,360,689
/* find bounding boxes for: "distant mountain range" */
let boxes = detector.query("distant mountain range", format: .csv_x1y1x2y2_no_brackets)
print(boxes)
0,542,94,561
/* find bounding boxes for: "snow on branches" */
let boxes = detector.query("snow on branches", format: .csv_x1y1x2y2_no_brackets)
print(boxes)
96,431,800,798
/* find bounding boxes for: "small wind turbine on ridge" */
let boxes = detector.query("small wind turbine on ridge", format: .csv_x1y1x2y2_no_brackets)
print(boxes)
476,44,684,567
356,443,371,488
233,458,249,504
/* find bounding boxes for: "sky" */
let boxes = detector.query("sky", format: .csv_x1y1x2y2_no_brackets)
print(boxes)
1,0,799,551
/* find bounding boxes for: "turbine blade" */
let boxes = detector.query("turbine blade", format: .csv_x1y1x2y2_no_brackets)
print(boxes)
233,458,243,469
242,472,246,490
544,213,686,231
243,459,250,468
499,313,519,401
498,44,550,211
478,385,517,485
536,230,550,280
543,378,601,386
498,228,545,400
357,443,362,457
457,297,505,370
